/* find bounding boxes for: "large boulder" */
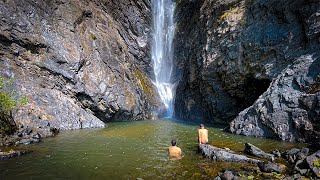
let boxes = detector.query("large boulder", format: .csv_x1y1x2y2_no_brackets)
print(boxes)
230,55,320,144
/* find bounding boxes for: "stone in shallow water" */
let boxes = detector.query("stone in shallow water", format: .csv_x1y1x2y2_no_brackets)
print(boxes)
0,150,32,160
244,143,275,161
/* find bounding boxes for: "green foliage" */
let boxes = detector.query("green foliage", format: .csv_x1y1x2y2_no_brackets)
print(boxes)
314,159,320,169
0,77,27,113
272,172,285,179
0,76,28,136
306,75,320,94
219,6,239,21
90,33,97,40
238,173,254,180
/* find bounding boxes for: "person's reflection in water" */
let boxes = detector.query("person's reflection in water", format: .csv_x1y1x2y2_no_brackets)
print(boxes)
168,139,182,160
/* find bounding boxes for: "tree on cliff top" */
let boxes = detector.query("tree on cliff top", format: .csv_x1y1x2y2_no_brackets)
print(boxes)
0,76,27,137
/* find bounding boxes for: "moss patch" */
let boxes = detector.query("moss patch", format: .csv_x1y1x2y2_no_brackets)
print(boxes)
132,69,159,104
90,33,97,40
219,6,239,21
306,75,320,94
0,77,28,137
314,159,320,169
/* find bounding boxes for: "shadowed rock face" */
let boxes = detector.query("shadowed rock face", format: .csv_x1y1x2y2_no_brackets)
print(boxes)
175,0,320,144
0,0,163,136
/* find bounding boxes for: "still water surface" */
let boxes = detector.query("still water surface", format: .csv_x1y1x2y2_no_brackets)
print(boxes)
0,119,305,179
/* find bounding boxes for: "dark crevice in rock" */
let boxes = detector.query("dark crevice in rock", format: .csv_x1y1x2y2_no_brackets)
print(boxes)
75,92,108,122
0,34,47,54
38,65,75,85
73,10,93,29
0,112,17,137
233,76,272,108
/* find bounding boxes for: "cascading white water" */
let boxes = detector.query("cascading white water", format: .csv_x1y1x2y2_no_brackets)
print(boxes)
151,0,176,117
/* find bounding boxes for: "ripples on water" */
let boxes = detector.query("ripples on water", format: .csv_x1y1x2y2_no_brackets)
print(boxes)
0,119,305,179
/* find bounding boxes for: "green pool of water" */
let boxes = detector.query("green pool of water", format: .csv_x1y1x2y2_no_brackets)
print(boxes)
0,119,306,179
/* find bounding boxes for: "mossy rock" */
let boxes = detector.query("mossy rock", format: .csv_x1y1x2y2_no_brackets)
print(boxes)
132,68,161,107
306,75,320,94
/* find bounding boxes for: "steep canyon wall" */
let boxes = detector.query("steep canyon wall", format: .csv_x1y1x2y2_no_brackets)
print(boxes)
0,0,162,137
175,0,320,145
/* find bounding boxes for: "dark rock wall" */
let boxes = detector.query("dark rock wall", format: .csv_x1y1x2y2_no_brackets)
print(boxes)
0,0,162,136
175,0,320,143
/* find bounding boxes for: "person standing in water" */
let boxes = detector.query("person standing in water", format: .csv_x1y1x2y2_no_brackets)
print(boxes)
198,124,208,144
168,139,182,159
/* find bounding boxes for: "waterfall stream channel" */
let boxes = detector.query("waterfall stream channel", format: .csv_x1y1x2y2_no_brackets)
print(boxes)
152,0,176,117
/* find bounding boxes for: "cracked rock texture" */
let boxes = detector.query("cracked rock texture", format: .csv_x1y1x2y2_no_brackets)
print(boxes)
175,0,320,145
0,0,162,138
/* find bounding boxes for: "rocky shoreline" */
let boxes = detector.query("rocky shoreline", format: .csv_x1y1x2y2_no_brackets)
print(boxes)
199,143,320,179
0,124,59,147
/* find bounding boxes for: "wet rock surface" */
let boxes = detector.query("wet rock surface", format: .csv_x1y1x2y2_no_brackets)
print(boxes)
205,144,320,179
199,144,261,164
0,0,163,142
244,143,274,161
214,170,254,180
257,162,284,173
0,149,32,160
175,0,320,145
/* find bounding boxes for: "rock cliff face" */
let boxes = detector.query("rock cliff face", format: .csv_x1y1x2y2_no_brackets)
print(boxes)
0,0,162,138
175,0,320,144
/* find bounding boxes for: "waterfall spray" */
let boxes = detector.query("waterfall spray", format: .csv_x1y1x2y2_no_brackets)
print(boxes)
151,0,176,118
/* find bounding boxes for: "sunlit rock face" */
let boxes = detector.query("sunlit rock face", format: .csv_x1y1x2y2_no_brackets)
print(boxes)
175,0,320,144
0,0,163,136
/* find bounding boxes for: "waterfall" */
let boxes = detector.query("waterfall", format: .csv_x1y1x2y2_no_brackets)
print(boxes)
151,0,176,118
